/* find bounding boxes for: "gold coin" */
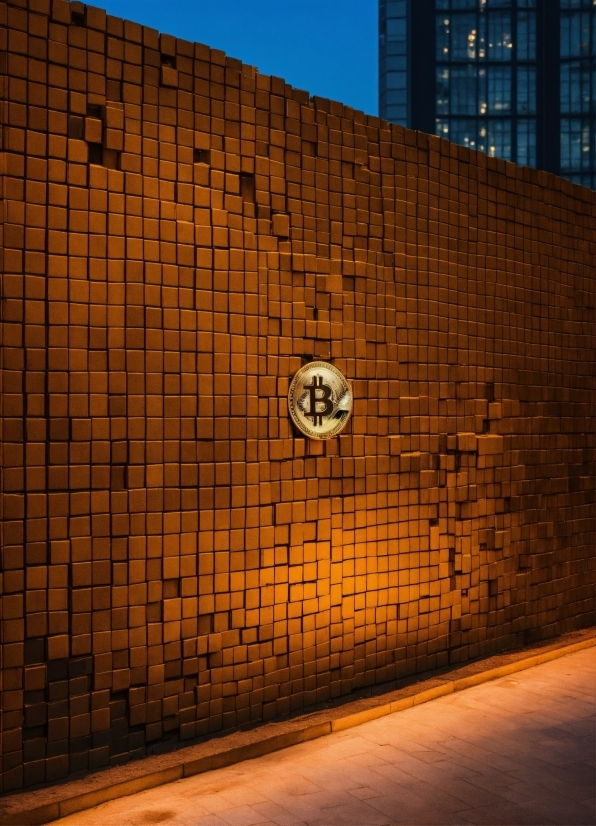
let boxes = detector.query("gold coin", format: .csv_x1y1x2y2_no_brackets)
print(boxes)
288,361,353,440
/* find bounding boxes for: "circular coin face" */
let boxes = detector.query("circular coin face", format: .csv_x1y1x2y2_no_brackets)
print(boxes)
288,362,353,440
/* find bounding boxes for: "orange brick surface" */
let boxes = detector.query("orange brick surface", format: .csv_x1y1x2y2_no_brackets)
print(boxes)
0,0,595,793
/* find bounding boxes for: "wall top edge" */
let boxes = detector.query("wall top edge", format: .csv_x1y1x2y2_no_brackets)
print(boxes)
2,0,595,204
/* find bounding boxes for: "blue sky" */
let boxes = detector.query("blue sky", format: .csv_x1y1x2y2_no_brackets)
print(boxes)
99,0,378,116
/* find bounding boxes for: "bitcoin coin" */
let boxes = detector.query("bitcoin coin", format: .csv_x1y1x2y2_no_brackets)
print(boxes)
288,361,353,439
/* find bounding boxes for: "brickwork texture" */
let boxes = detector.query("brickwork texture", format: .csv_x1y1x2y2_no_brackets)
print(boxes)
1,0,595,794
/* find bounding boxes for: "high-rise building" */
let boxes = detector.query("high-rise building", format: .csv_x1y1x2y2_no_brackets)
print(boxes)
379,0,596,189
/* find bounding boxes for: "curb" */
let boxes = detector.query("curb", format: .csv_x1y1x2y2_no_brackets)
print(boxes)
1,634,594,825
329,635,596,733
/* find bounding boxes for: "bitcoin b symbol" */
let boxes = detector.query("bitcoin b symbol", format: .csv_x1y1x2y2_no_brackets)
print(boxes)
288,361,352,440
305,375,334,426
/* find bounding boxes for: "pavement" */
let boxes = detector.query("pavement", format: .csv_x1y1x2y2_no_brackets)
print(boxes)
52,646,596,826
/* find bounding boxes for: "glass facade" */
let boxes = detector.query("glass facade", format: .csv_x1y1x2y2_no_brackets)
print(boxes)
434,0,536,165
379,0,408,125
379,0,596,189
560,0,595,189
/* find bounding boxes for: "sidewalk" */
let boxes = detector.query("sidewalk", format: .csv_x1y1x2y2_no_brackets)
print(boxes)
53,645,595,826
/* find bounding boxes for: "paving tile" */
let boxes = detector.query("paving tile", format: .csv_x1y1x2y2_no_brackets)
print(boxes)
430,777,508,810
459,801,558,825
505,762,595,798
497,784,537,804
185,815,232,826
367,794,470,825
217,805,273,826
248,800,301,823
398,778,482,814
348,785,382,800
578,796,596,816
517,800,594,826
369,757,434,785
220,788,270,807
192,795,245,815
303,799,390,825
54,649,595,826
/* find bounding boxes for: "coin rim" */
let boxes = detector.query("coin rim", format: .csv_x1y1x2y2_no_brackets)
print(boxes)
287,361,353,440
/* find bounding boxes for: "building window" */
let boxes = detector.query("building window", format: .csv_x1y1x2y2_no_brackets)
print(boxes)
451,14,478,60
559,1,595,187
379,0,408,125
517,119,536,167
450,66,478,115
436,67,450,114
517,11,536,60
517,66,536,115
450,118,481,151
487,11,513,61
487,119,512,160
487,66,512,113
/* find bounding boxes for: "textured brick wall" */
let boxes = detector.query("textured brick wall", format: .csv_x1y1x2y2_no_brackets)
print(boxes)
1,0,595,794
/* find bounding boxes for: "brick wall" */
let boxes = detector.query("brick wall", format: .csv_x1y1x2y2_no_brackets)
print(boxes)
1,0,595,793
